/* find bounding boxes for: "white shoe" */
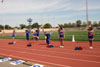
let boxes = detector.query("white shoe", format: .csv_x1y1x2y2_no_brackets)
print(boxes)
89,46,93,49
13,41,16,43
60,46,64,48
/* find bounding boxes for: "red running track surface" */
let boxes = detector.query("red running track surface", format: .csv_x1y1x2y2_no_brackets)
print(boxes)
0,39,100,67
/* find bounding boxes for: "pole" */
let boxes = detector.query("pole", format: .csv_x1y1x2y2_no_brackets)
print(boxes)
53,16,56,27
3,25,5,34
1,0,5,34
86,0,89,26
27,18,32,32
29,22,31,31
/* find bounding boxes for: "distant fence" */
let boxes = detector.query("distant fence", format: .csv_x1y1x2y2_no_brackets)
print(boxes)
0,28,58,34
0,27,99,34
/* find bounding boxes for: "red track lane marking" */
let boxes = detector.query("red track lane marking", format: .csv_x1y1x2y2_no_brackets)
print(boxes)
2,42,100,54
41,47,100,54
0,53,71,67
0,46,100,58
1,44,100,55
0,48,100,64
1,46,100,62
0,40,100,53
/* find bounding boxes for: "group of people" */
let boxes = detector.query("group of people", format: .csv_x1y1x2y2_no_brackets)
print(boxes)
11,25,95,49
44,25,65,48
25,25,65,48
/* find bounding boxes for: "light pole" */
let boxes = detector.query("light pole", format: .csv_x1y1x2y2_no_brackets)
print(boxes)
53,16,56,27
27,18,32,32
1,0,5,34
86,0,89,26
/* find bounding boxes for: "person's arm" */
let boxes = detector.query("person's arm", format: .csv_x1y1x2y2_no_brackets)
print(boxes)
88,31,89,40
86,26,90,30
93,31,95,36
58,29,60,38
45,36,47,42
14,30,15,33
63,29,65,38
45,36,47,40
31,32,34,39
88,31,89,38
31,36,34,39
12,30,14,35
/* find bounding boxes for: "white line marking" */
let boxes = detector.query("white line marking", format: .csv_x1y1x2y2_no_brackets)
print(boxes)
0,53,71,67
0,40,100,53
1,46,100,58
0,48,100,64
42,47,100,54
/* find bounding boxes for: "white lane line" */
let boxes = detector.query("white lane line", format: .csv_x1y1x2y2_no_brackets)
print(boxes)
1,46,100,58
0,48,100,64
0,40,100,53
41,47,100,54
0,53,71,67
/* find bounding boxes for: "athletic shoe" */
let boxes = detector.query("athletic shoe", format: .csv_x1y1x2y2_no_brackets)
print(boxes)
89,46,93,49
13,41,16,44
60,46,64,48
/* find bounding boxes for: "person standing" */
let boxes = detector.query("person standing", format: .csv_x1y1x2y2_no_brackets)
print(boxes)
88,25,95,49
58,26,65,48
12,29,16,43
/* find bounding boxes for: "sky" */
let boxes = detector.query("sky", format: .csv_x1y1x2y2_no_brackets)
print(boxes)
0,0,100,27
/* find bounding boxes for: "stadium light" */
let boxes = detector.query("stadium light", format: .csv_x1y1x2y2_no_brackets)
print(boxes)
27,18,32,31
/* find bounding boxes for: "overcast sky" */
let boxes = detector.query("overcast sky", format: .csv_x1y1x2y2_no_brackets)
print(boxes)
0,0,100,27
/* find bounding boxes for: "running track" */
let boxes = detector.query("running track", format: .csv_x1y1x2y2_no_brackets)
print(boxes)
0,39,100,67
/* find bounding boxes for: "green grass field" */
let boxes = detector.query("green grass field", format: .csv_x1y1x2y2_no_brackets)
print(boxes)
0,30,100,41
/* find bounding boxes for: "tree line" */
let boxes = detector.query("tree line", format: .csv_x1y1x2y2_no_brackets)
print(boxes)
0,20,100,29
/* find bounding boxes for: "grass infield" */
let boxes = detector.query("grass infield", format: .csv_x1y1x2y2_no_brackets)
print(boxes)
0,30,100,41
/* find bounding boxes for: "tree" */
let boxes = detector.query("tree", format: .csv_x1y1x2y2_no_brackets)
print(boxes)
64,23,68,28
71,23,76,27
58,24,64,28
32,22,40,28
93,21,98,27
5,25,12,29
82,22,87,27
68,23,72,27
20,24,27,29
0,25,4,29
76,20,82,27
14,26,20,29
44,23,52,28
88,21,92,25
98,21,100,26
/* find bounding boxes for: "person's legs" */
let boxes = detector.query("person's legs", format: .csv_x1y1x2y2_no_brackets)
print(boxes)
12,35,16,43
46,39,50,45
59,35,64,45
60,38,64,48
37,34,39,40
89,39,93,49
32,36,37,40
90,40,92,46
35,36,39,41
